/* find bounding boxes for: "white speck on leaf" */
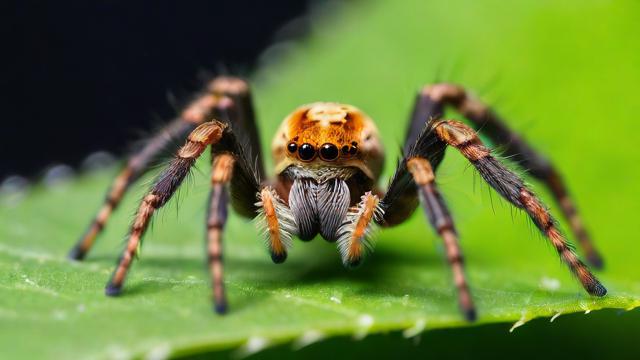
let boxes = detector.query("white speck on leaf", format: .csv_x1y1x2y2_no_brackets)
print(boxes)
354,314,374,340
403,318,426,338
550,312,562,322
52,310,66,321
144,343,171,360
293,330,326,349
539,277,561,291
330,295,342,304
105,345,130,360
234,336,270,358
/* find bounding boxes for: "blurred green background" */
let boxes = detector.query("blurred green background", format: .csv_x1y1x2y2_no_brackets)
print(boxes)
1,0,639,358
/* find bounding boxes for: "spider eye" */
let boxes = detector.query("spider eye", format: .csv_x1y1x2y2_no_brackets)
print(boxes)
319,143,339,161
287,142,298,153
298,143,316,161
349,144,358,155
341,145,350,155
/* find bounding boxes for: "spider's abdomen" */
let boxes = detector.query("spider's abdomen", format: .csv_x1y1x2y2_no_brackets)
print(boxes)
272,102,384,181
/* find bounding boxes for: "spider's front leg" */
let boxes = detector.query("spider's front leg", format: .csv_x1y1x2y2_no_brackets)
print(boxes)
105,121,228,296
205,138,267,313
104,83,287,313
68,76,245,261
411,84,603,268
68,118,199,261
380,127,477,320
381,98,605,320
335,191,383,268
433,120,606,297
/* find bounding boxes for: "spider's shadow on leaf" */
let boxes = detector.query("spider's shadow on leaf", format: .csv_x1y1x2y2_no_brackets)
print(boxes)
89,241,444,300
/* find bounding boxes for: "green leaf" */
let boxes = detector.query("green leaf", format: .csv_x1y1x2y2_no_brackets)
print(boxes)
2,0,639,358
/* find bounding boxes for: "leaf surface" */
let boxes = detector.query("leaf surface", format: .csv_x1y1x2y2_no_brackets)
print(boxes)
2,0,640,358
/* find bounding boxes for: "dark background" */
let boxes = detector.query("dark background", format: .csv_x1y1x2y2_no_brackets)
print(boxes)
1,1,312,178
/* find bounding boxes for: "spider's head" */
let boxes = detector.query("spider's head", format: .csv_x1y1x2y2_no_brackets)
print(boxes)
272,102,384,181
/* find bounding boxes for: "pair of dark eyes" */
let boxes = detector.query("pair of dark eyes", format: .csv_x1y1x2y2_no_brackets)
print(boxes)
287,142,357,161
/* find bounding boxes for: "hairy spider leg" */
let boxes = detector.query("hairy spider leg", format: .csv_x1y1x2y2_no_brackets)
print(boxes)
382,103,475,320
256,187,297,264
68,76,250,260
406,157,476,321
203,77,268,312
105,87,265,300
433,120,606,297
415,84,603,268
382,90,605,321
105,121,227,296
206,153,233,314
336,191,382,268
208,76,266,180
67,118,199,260
379,96,477,319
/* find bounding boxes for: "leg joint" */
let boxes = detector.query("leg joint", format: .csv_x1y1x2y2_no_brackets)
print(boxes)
421,83,466,103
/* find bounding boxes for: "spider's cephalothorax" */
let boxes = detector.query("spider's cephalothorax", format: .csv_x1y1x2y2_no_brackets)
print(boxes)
68,76,607,321
268,103,385,247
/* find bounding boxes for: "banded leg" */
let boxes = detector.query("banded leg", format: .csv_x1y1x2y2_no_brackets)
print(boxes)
256,187,297,264
207,154,234,314
406,157,476,321
417,84,603,268
105,121,227,295
202,79,265,312
208,76,265,179
68,119,198,260
68,82,226,260
433,120,606,297
336,192,383,267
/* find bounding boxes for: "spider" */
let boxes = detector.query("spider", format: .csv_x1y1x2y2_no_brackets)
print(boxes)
68,76,606,321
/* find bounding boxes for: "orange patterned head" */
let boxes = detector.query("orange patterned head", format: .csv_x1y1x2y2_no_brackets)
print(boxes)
272,102,384,180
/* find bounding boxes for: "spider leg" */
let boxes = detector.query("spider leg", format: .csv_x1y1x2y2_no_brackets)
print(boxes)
68,120,199,261
208,76,266,179
335,192,383,268
206,154,234,313
406,157,476,321
381,121,475,320
68,77,250,260
417,84,603,268
203,80,266,313
256,187,297,264
105,121,228,296
433,120,606,297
